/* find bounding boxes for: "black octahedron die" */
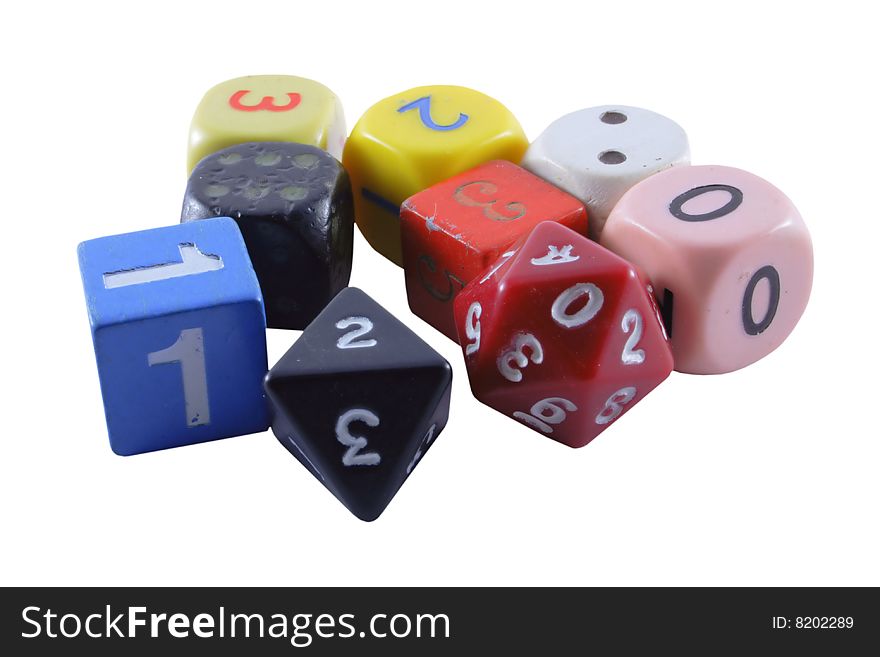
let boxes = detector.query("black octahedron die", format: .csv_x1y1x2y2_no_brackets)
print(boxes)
264,288,453,521
181,141,354,329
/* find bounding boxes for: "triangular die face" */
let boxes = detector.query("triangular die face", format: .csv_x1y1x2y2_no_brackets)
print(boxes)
498,221,629,290
489,273,629,384
472,221,632,387
271,287,447,377
268,364,451,521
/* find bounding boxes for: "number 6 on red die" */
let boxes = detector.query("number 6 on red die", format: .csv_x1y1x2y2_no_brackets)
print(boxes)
453,222,674,448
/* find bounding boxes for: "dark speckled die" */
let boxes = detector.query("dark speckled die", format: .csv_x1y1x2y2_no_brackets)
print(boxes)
181,142,354,329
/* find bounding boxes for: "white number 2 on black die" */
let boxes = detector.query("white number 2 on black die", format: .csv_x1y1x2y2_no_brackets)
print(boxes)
336,317,377,349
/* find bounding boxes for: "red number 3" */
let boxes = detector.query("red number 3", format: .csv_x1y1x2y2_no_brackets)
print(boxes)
228,90,302,112
454,181,526,222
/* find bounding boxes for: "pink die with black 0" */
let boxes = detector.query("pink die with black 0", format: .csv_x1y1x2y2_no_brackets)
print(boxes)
453,221,673,448
601,165,813,374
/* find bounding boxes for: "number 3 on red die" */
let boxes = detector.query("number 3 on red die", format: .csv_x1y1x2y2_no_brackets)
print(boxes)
454,222,673,448
401,160,588,341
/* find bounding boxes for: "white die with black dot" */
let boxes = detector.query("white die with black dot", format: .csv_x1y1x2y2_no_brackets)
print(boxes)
521,105,690,239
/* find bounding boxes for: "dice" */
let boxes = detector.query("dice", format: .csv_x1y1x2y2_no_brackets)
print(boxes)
522,105,690,240
454,222,673,448
181,142,354,329
264,287,452,521
401,160,588,341
601,165,813,374
343,85,528,265
188,75,345,173
77,218,269,455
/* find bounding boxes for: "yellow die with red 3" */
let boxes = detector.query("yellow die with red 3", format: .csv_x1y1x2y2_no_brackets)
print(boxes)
187,75,345,172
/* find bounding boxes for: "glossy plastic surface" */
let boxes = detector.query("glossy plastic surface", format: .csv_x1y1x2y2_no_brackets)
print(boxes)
454,222,673,448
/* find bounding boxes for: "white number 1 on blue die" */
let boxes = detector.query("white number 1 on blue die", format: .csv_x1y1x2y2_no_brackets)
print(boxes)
103,243,223,289
101,241,220,428
148,328,211,427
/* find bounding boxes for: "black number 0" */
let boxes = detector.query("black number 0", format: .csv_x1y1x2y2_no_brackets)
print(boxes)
669,184,743,222
742,265,781,335
669,184,781,335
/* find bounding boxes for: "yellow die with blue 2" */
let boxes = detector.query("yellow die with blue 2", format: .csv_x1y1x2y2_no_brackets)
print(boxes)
343,85,528,265
187,75,346,173
77,217,269,455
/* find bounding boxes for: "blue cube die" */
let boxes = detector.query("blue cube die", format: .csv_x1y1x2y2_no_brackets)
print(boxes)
78,217,269,455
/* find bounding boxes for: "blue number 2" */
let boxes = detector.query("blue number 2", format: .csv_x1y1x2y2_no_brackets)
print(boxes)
398,96,469,131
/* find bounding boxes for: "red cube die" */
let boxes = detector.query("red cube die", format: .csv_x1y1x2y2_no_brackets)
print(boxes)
453,221,673,448
401,160,588,341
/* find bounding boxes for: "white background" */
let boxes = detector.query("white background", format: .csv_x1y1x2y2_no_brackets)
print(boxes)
2,0,877,586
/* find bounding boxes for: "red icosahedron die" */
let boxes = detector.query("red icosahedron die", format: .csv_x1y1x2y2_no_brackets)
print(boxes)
453,221,674,448
401,160,588,341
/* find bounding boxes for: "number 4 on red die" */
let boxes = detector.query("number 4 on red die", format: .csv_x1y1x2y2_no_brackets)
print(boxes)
453,222,673,448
